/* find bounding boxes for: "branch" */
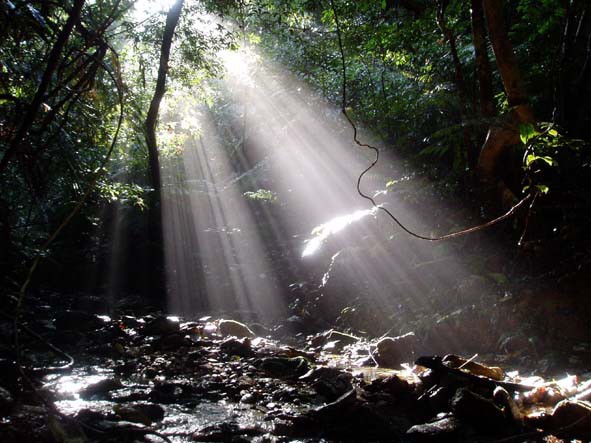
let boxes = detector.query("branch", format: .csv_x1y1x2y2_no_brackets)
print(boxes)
329,0,535,242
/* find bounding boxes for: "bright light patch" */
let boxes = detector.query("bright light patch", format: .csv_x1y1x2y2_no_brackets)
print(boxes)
220,48,258,87
302,207,379,257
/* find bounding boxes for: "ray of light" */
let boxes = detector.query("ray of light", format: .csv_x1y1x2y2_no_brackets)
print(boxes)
156,39,508,355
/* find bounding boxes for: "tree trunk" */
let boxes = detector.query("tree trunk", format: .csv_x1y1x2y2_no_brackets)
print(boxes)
470,0,495,118
145,0,184,192
144,0,184,301
477,0,535,207
0,0,86,176
436,1,475,172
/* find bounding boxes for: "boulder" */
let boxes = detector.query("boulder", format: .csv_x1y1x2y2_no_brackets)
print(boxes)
406,416,462,442
218,319,255,338
220,337,253,358
141,316,180,336
450,388,506,431
550,400,591,439
375,332,417,368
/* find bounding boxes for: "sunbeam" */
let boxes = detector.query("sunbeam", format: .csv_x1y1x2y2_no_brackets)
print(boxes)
155,41,506,355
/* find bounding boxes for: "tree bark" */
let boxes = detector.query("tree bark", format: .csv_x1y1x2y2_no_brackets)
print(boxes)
0,0,85,176
482,0,531,111
145,0,184,192
470,0,495,118
478,0,535,207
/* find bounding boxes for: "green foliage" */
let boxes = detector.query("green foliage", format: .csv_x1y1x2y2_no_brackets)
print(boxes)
521,123,588,195
243,188,277,202
97,181,147,209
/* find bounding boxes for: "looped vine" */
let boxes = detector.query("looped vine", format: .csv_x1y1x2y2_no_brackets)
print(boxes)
328,0,535,242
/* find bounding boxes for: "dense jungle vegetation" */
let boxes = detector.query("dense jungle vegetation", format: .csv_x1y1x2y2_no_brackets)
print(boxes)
2,0,591,442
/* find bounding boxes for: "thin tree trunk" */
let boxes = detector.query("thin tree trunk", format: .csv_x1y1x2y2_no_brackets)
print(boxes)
436,1,475,172
470,0,495,118
145,0,184,192
144,0,184,301
0,0,86,176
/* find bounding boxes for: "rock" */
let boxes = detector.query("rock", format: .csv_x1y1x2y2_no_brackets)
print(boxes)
240,393,257,404
300,367,353,402
442,354,504,381
550,400,591,439
141,316,180,336
192,422,262,441
450,388,506,431
493,386,522,423
259,356,310,378
364,374,413,398
113,403,164,425
313,388,360,420
375,332,417,368
406,416,462,442
0,386,14,416
221,337,253,358
54,310,105,332
80,377,123,399
218,319,255,338
157,333,188,350
310,330,359,350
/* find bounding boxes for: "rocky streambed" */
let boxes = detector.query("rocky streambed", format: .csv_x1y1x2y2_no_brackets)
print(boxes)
2,293,591,443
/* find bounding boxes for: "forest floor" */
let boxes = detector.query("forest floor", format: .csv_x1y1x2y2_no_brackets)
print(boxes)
2,290,591,443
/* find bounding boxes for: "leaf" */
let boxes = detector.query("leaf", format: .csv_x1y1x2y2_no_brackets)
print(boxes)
519,123,538,144
525,154,557,167
535,184,550,194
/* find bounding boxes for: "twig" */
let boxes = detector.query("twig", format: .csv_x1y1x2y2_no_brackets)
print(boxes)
328,0,536,242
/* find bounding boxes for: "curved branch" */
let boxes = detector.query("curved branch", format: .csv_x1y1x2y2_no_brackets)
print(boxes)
329,0,534,242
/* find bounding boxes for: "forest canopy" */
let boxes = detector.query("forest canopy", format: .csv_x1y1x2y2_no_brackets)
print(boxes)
1,0,590,296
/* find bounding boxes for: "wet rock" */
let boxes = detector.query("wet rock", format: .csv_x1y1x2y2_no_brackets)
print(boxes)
0,386,14,416
550,400,591,439
310,330,359,350
218,319,255,338
221,337,253,358
423,386,453,415
406,416,462,442
364,374,413,397
259,356,310,378
240,392,257,404
54,310,105,332
442,354,504,381
158,333,188,350
313,388,360,420
0,405,52,442
113,403,164,425
80,377,123,399
141,316,180,336
450,388,506,431
301,367,353,402
375,332,417,368
493,386,522,423
192,422,262,441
